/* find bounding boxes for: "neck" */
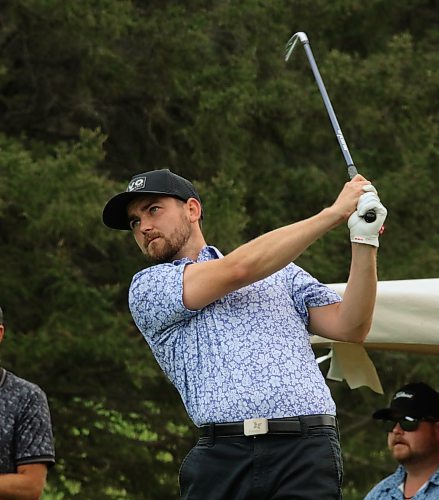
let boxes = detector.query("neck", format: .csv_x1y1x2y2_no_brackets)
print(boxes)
174,232,207,262
405,457,439,479
404,461,439,498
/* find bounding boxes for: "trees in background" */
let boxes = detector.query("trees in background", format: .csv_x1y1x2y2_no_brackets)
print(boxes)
0,0,437,497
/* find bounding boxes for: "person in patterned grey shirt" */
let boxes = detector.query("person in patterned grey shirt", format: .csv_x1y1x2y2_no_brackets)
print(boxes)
0,306,55,499
103,168,387,499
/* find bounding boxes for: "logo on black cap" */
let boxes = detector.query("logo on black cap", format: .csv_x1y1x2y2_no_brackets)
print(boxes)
393,391,414,401
127,177,146,192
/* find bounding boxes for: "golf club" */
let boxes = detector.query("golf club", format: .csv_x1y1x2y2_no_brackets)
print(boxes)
285,31,376,222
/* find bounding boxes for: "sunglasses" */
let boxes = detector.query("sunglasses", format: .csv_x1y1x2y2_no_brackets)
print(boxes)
384,416,436,432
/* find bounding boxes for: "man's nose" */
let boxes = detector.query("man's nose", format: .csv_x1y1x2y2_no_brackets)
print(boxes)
392,422,404,434
139,216,153,233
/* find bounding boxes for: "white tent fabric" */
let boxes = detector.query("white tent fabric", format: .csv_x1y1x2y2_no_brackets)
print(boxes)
312,278,439,394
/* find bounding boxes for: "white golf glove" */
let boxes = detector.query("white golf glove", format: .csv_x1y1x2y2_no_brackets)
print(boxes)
348,185,387,247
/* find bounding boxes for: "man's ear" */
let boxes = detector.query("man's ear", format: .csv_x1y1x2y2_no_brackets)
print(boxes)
0,325,4,343
187,198,202,223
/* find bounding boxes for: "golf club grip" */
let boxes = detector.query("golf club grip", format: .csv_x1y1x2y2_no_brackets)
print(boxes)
348,165,377,222
348,165,358,179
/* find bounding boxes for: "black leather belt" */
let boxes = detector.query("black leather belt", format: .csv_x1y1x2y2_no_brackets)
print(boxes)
200,414,336,438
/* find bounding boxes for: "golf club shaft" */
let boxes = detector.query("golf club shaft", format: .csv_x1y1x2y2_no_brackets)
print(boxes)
285,32,376,222
300,39,358,179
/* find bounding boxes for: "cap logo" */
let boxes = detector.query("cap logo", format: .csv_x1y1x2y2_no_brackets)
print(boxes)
127,177,146,192
394,391,414,400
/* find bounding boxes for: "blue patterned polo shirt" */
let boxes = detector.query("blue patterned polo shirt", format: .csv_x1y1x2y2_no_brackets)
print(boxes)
129,245,341,427
365,465,439,499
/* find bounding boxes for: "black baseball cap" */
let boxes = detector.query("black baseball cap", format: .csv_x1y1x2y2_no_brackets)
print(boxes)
102,169,202,230
373,382,439,421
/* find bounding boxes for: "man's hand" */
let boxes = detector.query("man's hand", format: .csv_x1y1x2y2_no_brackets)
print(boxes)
348,185,387,247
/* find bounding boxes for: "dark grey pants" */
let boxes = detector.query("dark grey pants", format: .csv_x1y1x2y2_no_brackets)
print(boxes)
179,426,343,500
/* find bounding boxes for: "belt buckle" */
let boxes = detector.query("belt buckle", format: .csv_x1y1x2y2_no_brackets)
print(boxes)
244,418,268,436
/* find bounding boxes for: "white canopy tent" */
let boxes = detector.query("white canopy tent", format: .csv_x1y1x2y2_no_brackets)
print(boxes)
312,278,439,394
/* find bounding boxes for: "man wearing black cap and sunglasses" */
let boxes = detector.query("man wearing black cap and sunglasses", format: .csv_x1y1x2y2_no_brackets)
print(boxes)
365,382,439,500
103,168,387,499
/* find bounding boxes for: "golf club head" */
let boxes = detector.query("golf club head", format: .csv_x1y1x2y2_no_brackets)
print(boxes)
285,31,309,62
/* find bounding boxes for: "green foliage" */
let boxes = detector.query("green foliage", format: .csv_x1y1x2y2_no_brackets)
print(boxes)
0,131,196,497
0,0,437,497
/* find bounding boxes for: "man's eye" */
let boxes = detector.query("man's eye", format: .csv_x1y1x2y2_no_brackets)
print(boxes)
149,206,159,214
129,219,140,230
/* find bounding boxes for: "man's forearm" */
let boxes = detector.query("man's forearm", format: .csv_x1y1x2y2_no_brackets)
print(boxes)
335,243,378,342
308,242,378,342
225,206,342,286
0,473,45,500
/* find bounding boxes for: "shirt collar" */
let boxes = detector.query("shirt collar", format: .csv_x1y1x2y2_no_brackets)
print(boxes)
197,245,223,261
387,465,407,489
173,245,223,265
430,467,439,486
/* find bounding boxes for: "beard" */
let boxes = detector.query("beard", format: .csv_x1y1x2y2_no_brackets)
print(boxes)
391,443,412,463
143,216,192,264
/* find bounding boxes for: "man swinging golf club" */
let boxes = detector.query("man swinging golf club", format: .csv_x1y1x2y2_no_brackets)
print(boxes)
103,168,387,499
